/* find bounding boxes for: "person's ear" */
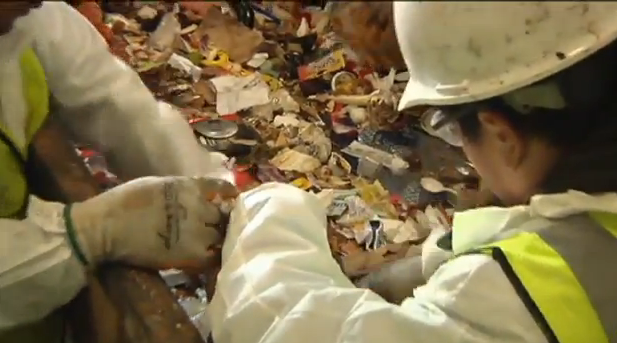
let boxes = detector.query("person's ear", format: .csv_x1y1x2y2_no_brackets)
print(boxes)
477,111,526,169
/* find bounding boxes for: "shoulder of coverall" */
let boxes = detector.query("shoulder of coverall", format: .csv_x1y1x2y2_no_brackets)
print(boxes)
455,211,617,343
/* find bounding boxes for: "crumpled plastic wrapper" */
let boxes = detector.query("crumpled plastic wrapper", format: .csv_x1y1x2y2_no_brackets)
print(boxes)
85,0,481,292
270,148,321,173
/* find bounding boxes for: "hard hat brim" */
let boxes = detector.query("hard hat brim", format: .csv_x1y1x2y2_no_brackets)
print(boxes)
395,3,617,112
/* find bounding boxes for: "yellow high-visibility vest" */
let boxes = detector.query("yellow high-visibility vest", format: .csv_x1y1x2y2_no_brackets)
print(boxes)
471,212,617,343
0,47,49,218
0,48,65,343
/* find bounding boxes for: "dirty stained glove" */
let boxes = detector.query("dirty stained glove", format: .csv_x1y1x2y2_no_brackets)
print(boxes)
65,176,238,271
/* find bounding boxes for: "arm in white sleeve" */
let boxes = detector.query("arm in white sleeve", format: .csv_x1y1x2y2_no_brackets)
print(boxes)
30,2,224,180
209,183,547,343
421,228,454,279
0,197,86,331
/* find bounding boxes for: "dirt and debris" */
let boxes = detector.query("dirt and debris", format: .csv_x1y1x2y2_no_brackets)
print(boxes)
83,0,491,282
77,1,491,338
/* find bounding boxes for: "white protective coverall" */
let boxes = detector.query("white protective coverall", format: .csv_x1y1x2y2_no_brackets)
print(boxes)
210,183,617,343
0,2,228,330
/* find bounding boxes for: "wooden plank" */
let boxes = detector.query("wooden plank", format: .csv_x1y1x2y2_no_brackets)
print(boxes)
30,119,205,343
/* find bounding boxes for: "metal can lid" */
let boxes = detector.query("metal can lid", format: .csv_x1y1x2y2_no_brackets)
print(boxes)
192,119,239,140
330,71,357,92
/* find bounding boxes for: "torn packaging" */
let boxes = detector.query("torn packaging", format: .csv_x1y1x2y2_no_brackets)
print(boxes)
95,0,484,317
194,7,264,64
328,2,405,71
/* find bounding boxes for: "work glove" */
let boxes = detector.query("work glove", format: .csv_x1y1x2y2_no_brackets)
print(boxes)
64,176,238,271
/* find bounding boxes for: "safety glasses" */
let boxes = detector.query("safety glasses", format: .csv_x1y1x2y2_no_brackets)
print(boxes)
420,104,478,147
419,80,568,147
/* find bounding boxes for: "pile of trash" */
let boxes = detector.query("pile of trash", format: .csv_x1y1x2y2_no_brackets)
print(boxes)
89,1,489,277
84,1,491,296
74,1,496,338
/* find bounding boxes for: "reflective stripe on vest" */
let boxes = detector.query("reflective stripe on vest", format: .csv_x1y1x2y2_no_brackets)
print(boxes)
477,212,617,343
0,47,49,218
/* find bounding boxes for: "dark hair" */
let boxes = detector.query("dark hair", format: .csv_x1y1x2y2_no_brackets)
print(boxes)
457,38,617,149
453,38,617,194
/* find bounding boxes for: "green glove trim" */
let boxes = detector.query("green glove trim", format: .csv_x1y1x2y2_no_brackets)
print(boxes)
63,204,90,266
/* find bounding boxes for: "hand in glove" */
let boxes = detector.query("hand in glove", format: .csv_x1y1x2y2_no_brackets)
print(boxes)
65,176,238,271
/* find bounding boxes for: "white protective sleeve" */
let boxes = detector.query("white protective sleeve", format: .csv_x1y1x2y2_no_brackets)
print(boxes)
31,2,228,180
421,228,453,279
210,183,546,343
1,2,229,331
0,197,86,330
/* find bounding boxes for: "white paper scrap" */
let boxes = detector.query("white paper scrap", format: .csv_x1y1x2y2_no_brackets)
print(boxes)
210,74,270,115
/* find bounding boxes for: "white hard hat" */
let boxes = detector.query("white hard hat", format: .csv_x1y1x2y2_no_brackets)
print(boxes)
395,2,617,111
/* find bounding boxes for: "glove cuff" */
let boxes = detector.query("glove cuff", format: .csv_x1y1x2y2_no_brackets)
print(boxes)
63,204,91,266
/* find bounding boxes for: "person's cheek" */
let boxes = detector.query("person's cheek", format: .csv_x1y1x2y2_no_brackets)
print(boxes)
462,142,483,175
462,142,503,201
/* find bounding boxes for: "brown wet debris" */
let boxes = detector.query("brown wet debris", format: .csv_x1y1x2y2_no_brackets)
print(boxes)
88,0,490,327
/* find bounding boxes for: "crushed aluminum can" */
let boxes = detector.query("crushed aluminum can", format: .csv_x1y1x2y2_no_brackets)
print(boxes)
193,118,239,151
